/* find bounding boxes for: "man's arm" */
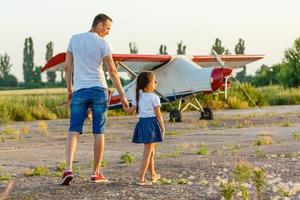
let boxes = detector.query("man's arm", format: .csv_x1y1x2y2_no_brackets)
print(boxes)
104,54,128,107
65,51,73,103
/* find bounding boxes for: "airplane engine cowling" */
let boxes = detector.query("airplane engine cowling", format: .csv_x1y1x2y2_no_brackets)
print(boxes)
211,67,232,91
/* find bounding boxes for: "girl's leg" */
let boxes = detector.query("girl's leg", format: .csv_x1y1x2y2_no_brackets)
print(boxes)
148,143,156,177
139,143,155,182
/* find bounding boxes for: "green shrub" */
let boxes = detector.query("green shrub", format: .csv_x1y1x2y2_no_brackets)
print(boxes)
120,152,135,164
0,172,12,181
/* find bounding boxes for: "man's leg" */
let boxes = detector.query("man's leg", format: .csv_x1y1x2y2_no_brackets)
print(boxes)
66,132,80,171
61,132,79,185
93,134,105,174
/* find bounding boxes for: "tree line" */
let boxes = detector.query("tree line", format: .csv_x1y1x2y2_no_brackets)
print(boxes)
1,36,299,88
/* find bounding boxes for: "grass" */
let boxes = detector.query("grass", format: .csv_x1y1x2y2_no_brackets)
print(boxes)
281,120,291,127
253,135,274,146
252,168,266,200
120,152,135,164
165,130,182,136
24,165,48,176
159,146,181,159
197,143,209,155
1,85,300,122
0,172,12,181
158,177,191,185
55,161,66,172
38,121,49,137
199,120,208,129
1,126,20,142
88,160,108,168
220,180,235,200
292,132,300,141
233,161,253,183
254,149,265,157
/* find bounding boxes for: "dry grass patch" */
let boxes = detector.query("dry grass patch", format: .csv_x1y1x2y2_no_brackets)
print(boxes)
38,121,49,137
199,120,208,129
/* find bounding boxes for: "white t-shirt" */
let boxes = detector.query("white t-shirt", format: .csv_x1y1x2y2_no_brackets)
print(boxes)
67,32,112,91
132,91,161,118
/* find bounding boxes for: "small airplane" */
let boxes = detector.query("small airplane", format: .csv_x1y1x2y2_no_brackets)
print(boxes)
41,52,263,122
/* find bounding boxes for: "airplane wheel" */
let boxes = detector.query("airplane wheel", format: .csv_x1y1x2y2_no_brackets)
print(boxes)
200,107,213,120
169,108,182,122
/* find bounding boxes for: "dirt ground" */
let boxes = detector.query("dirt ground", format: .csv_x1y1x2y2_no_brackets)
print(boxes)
1,105,300,200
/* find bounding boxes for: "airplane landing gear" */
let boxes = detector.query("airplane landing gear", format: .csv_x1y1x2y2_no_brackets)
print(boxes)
200,107,213,120
169,108,182,122
167,94,214,122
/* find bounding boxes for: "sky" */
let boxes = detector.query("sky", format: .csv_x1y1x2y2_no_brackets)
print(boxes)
1,0,300,81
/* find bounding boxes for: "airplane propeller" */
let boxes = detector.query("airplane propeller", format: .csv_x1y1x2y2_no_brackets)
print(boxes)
211,50,262,113
211,49,231,99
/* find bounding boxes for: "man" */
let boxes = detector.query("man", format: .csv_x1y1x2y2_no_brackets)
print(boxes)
61,14,128,185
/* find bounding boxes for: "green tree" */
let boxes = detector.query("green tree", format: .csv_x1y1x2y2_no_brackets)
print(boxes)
282,37,300,87
235,39,246,82
0,53,18,87
0,53,12,78
177,41,186,55
23,37,35,86
45,42,56,84
159,45,168,55
211,38,225,55
129,42,138,54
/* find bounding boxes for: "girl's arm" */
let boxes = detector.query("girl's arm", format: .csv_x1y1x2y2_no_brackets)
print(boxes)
122,104,136,115
154,106,165,138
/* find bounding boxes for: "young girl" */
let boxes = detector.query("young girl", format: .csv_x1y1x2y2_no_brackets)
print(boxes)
123,71,165,186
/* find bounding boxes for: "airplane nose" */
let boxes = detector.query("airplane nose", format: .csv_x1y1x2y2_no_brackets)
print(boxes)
210,67,232,91
223,67,232,77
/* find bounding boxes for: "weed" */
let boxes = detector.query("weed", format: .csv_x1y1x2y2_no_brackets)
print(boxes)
172,146,181,157
165,130,182,136
24,165,48,176
220,180,236,200
252,168,266,200
120,152,135,164
253,135,274,146
254,149,265,157
0,172,12,181
101,159,108,167
38,121,49,137
55,161,66,172
197,143,209,155
292,132,300,141
176,178,190,184
210,120,219,127
281,120,291,127
159,177,173,185
233,161,253,183
276,185,290,197
19,126,29,135
199,120,208,129
1,126,20,142
159,146,181,159
51,171,62,177
239,184,249,200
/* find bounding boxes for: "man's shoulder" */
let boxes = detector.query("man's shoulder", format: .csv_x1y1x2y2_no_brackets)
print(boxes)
71,32,89,39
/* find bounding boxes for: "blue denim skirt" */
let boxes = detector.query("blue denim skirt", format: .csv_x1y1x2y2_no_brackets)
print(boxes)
132,117,163,144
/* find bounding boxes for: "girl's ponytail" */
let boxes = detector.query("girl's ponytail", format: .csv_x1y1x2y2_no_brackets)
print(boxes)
135,85,140,114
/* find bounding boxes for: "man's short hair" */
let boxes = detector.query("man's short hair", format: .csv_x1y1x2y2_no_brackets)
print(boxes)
92,14,112,27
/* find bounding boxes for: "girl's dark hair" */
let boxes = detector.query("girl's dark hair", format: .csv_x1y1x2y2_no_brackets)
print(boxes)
135,71,155,113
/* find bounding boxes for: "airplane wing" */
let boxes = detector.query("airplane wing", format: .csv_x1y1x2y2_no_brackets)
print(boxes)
41,53,172,72
192,54,264,68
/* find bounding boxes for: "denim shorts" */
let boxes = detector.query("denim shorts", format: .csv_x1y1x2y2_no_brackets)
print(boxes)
69,86,108,134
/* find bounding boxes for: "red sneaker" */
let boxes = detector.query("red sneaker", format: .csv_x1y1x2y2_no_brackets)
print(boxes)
91,171,108,183
61,170,74,185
